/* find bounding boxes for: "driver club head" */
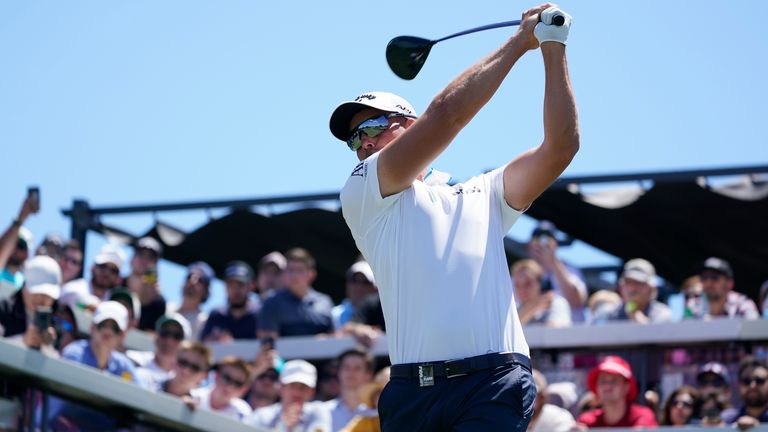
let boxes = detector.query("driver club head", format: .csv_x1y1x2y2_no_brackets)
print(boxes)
386,36,435,81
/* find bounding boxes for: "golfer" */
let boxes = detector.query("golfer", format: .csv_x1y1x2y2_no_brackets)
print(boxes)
329,4,576,431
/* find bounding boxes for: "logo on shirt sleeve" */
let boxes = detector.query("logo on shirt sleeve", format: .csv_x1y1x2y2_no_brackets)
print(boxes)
452,185,481,195
350,162,366,178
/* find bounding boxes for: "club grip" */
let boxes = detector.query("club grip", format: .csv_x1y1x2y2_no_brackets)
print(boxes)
552,15,565,26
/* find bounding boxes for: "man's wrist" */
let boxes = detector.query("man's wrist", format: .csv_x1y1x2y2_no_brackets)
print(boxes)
11,218,22,227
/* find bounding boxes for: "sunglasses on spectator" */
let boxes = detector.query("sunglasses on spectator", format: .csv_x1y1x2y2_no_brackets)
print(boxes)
346,113,411,151
159,330,184,340
97,320,122,334
63,255,82,265
220,372,245,388
698,377,725,387
741,376,768,386
699,273,725,281
95,263,120,275
257,372,279,382
177,357,206,374
672,399,693,409
16,239,28,251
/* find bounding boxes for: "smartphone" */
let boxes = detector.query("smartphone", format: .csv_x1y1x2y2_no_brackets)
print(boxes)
260,336,275,350
33,306,52,330
27,186,40,214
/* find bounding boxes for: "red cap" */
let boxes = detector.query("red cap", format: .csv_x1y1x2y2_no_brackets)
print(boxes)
587,355,638,402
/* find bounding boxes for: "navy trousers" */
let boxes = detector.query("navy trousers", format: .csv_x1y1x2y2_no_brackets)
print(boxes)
378,361,536,431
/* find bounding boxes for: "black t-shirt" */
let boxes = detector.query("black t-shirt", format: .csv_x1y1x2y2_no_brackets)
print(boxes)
138,296,166,331
0,289,27,337
352,293,385,332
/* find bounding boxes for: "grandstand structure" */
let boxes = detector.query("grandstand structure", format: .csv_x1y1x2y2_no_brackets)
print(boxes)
62,164,768,301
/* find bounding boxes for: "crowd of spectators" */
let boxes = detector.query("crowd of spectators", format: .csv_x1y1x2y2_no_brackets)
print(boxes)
1,193,768,431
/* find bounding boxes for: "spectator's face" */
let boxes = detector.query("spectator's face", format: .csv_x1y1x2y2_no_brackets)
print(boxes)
225,278,250,309
280,382,315,405
131,248,158,274
669,392,695,426
175,349,208,387
739,366,768,408
182,271,209,304
700,271,732,301
284,261,316,292
256,264,284,293
513,268,541,303
8,240,29,266
345,274,375,304
339,354,373,390
156,322,184,356
25,292,55,311
60,248,83,283
596,372,630,405
91,263,121,289
215,365,248,400
697,373,728,396
251,369,281,400
618,277,653,307
92,319,123,351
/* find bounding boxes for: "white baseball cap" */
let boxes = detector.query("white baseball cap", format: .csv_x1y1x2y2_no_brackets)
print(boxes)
347,261,375,284
24,255,62,300
94,244,126,269
279,359,317,388
92,300,129,332
329,91,417,142
621,258,656,286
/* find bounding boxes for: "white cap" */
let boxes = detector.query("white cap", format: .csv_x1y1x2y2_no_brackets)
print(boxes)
329,91,417,141
259,251,287,271
93,300,129,332
347,261,375,284
155,312,192,339
279,359,317,388
18,227,33,249
24,255,62,300
94,244,126,269
621,258,657,286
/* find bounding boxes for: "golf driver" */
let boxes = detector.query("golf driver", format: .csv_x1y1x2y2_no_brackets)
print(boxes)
386,16,565,80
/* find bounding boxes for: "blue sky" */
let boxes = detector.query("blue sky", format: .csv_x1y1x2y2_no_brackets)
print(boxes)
2,1,766,310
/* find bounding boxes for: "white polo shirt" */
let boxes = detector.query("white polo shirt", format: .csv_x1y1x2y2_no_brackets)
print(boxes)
340,152,529,364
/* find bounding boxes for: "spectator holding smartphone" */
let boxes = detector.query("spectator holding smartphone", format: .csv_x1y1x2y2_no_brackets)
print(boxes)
0,256,61,357
0,191,38,301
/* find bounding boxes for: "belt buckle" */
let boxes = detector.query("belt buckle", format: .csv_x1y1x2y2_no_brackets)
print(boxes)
445,359,468,379
418,364,434,387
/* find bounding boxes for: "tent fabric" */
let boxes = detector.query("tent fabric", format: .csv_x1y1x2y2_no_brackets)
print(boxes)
102,173,768,303
527,178,768,298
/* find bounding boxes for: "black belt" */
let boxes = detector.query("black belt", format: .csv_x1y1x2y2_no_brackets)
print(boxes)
390,352,531,386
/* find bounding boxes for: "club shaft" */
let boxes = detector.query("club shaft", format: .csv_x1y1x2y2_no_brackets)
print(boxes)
433,20,521,44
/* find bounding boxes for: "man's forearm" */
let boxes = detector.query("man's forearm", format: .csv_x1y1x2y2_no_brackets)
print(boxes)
541,43,579,153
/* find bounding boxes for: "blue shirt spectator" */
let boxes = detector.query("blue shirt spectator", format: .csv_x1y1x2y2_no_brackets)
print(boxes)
62,339,138,382
259,288,334,337
200,260,259,342
259,248,333,338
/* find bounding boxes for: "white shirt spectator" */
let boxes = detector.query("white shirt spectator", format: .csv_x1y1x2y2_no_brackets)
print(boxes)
191,386,251,421
247,401,331,432
529,403,575,432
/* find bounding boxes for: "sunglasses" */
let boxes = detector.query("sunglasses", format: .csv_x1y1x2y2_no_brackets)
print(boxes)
672,400,693,409
257,372,279,382
177,357,206,374
741,376,768,386
346,113,411,151
159,330,184,341
699,378,725,387
95,263,120,275
97,320,122,334
220,372,245,388
16,239,28,251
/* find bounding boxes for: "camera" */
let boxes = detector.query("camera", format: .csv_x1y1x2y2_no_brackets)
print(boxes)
143,268,158,285
260,336,275,350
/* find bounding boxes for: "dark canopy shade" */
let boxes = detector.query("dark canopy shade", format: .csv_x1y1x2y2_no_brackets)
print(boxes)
527,174,768,297
69,165,768,302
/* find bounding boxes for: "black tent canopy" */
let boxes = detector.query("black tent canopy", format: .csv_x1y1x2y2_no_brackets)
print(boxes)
64,165,768,303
